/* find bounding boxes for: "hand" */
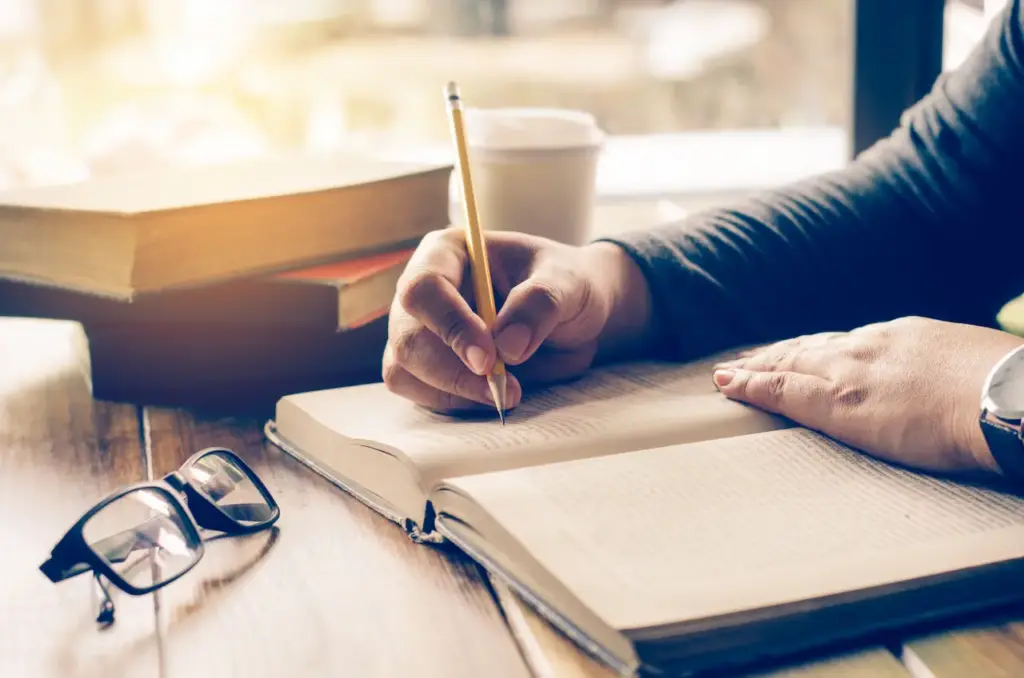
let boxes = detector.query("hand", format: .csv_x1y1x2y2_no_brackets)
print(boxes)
711,316,1024,476
383,228,651,413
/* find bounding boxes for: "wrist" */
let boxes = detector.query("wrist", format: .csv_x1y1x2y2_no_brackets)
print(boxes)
582,242,655,363
959,414,1002,475
956,338,1024,477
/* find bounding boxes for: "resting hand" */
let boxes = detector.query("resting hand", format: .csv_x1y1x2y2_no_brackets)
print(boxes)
383,228,650,413
712,316,1024,475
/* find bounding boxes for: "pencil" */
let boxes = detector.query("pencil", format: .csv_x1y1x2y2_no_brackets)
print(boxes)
444,81,507,425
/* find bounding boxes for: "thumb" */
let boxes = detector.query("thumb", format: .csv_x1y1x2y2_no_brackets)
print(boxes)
713,368,830,426
492,266,592,365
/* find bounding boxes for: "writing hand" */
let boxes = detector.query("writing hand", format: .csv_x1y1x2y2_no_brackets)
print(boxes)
712,316,1024,475
383,228,650,413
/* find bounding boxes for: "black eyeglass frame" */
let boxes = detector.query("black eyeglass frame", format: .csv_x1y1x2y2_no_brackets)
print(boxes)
39,447,280,597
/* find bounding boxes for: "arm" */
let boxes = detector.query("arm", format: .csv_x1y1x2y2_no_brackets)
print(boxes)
600,1,1024,363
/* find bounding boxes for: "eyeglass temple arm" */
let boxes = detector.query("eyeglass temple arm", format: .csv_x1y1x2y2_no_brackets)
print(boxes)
41,502,272,583
91,550,166,627
40,524,162,583
93,574,115,627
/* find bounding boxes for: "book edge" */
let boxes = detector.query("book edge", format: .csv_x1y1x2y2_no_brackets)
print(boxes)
262,419,444,545
435,513,639,678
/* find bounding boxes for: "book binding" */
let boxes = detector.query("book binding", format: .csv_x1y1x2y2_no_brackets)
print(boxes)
263,419,445,545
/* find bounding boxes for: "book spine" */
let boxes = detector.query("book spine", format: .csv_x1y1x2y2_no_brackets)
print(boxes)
264,419,444,546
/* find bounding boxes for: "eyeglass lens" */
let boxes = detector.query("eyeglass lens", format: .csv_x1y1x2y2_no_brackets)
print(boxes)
186,451,274,526
82,488,200,589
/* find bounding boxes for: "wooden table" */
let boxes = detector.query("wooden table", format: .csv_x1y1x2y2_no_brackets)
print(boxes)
2,317,1023,678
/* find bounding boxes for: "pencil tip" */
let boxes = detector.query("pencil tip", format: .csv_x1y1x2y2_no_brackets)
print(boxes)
499,410,506,426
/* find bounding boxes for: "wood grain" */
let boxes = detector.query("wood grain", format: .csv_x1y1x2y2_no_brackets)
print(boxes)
900,616,1024,678
5,315,1023,678
0,318,158,678
140,407,530,678
490,575,620,678
489,575,911,678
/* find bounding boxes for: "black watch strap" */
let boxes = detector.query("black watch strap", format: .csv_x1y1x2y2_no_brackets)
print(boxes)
980,416,1024,483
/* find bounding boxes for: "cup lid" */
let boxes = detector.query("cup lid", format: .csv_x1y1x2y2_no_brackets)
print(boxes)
464,107,605,151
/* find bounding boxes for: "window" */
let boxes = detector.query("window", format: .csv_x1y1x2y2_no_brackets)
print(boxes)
0,0,853,206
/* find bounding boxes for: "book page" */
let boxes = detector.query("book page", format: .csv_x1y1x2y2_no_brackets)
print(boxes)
441,428,1024,633
280,351,786,487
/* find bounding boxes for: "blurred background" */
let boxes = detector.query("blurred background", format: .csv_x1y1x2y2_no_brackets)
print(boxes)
0,0,1001,203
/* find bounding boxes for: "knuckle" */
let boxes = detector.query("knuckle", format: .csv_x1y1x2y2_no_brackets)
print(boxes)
844,340,878,363
398,269,443,313
747,346,793,373
831,381,868,409
892,315,923,326
525,280,562,315
880,316,922,335
382,359,402,392
391,328,429,368
764,372,789,402
419,227,458,249
436,226,464,244
856,320,890,337
742,371,789,404
768,347,797,371
435,308,471,349
776,351,799,373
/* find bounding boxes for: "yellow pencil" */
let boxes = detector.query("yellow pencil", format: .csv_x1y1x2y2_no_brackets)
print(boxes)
444,81,507,425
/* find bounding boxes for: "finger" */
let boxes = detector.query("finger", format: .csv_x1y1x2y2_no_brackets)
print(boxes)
723,332,843,376
492,266,593,366
387,319,522,408
396,229,496,375
507,342,599,387
383,361,489,413
713,368,832,428
728,337,805,374
387,321,524,405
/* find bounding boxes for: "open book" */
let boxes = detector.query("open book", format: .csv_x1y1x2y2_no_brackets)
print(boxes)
266,351,785,535
265,354,1024,676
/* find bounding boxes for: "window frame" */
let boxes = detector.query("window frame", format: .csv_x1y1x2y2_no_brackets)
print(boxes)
849,0,945,159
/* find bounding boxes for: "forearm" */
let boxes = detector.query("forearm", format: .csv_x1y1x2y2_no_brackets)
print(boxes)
599,2,1024,362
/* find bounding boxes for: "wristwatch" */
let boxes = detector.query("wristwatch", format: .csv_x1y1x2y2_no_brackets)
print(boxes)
979,343,1024,481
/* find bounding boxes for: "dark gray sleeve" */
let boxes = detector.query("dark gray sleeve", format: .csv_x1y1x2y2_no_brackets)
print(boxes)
601,1,1024,362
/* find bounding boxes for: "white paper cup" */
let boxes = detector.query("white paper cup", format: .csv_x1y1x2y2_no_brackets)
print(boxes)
450,107,604,246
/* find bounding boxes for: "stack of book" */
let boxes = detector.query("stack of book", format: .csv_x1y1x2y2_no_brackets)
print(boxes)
0,150,453,413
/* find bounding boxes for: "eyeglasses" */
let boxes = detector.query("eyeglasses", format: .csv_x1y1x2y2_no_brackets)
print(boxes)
40,447,280,626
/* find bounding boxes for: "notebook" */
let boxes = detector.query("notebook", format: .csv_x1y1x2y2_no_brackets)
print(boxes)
264,353,1024,676
0,151,449,298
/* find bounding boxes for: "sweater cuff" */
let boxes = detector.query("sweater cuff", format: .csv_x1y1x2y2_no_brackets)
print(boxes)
594,225,757,363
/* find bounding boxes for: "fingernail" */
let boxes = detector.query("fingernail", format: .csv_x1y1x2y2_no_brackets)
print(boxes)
713,369,735,388
466,346,489,375
495,323,532,362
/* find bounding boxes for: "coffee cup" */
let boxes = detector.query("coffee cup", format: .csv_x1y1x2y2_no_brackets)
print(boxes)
449,107,604,246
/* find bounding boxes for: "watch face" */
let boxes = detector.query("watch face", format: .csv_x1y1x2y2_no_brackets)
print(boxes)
983,345,1024,419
